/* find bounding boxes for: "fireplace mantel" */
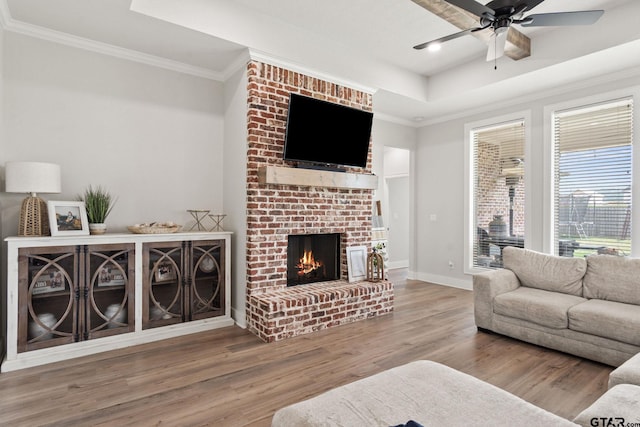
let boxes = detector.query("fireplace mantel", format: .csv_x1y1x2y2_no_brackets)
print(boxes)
258,165,378,190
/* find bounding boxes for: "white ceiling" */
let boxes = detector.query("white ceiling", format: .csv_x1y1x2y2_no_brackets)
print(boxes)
3,0,640,124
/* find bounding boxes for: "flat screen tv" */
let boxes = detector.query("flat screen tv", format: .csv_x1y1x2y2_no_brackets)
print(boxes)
283,93,373,169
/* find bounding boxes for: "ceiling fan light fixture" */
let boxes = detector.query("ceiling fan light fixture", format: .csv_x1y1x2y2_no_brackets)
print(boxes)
427,43,442,52
494,25,509,35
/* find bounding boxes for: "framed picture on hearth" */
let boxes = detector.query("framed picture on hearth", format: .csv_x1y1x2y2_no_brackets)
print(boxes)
347,245,367,283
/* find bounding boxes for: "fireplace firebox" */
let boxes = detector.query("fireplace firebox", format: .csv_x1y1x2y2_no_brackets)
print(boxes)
287,233,340,286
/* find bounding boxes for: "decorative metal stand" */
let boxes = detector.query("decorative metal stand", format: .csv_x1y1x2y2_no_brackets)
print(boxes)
187,210,210,231
207,214,226,232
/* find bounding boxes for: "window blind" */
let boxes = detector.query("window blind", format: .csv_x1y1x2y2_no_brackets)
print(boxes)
473,119,525,268
553,98,633,257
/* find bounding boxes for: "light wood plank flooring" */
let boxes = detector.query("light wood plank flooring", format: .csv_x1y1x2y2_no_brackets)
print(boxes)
0,270,612,426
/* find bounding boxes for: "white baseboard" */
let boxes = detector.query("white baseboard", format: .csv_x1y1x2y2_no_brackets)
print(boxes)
2,317,235,372
232,307,247,329
388,260,409,269
413,272,472,291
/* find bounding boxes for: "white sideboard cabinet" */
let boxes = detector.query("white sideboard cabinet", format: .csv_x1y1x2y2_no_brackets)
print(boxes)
3,232,234,372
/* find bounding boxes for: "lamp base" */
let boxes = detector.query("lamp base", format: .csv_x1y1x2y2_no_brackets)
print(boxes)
18,196,51,236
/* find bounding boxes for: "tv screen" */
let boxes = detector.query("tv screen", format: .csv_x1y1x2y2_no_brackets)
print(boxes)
283,93,373,168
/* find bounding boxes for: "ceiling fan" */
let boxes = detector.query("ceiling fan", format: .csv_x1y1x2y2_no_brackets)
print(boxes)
413,0,604,61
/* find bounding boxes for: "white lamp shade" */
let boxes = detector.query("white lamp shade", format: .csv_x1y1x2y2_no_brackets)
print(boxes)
5,161,61,194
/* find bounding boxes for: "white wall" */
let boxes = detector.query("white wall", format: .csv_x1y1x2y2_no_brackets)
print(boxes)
384,146,411,178
385,175,410,268
223,64,248,326
371,119,416,273
1,32,225,236
0,26,5,358
415,69,640,290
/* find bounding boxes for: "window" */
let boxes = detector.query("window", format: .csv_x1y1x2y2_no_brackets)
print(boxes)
471,119,526,269
553,98,634,257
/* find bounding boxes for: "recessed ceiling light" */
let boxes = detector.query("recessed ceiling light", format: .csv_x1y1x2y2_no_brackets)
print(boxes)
427,43,441,52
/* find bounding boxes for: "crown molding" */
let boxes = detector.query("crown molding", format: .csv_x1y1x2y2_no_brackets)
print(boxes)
0,2,381,94
0,0,224,81
221,49,251,81
373,112,422,128
0,0,10,29
249,48,377,95
246,49,417,126
418,63,640,128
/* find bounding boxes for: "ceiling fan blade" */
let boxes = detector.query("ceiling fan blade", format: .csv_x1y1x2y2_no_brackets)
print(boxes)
413,27,478,50
444,0,495,19
486,30,508,61
520,10,604,27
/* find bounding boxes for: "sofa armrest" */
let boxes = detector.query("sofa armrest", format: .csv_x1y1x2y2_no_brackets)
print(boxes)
473,269,521,330
609,352,640,388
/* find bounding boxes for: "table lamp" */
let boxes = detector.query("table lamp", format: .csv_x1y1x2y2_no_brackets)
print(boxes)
5,161,62,236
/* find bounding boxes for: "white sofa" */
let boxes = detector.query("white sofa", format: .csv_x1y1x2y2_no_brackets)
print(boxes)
473,246,640,367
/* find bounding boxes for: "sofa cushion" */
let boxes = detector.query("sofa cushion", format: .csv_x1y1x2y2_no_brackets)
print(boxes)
583,255,640,305
494,287,587,329
503,247,586,296
568,299,640,347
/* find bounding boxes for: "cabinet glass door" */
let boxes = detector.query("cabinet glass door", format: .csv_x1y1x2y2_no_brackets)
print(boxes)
19,247,78,352
143,243,185,329
190,240,225,321
85,244,135,339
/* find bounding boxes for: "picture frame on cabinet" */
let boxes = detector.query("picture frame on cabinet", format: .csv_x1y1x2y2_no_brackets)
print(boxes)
346,245,367,283
97,266,126,287
32,267,66,294
155,262,177,283
47,201,90,236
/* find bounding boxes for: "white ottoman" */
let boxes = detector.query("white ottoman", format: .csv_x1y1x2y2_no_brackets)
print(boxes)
271,360,576,426
609,352,640,389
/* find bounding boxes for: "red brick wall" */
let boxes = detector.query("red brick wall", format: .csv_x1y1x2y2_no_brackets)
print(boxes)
245,61,379,336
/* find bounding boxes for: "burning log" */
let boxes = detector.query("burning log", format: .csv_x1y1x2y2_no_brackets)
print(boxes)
297,250,325,278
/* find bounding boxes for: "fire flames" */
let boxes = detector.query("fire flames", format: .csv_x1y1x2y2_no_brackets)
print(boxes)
297,250,323,276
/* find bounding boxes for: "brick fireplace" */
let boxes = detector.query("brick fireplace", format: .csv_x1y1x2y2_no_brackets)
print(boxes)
245,61,394,342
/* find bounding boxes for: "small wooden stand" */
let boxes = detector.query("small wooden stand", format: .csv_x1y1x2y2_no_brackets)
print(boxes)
366,250,385,282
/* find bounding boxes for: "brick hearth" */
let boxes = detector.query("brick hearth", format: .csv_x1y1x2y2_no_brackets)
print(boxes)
248,280,394,342
245,61,394,342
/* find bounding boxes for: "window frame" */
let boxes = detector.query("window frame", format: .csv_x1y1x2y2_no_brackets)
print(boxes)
543,89,640,257
464,110,532,274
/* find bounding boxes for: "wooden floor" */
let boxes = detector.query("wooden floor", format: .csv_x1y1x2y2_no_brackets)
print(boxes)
0,270,612,426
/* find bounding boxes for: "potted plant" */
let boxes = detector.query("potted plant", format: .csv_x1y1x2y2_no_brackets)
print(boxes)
79,185,116,235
